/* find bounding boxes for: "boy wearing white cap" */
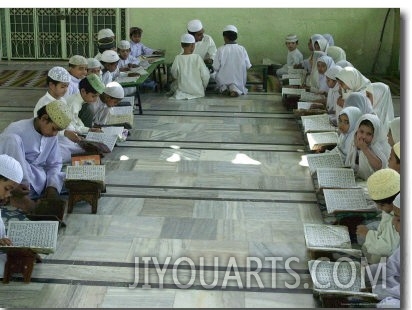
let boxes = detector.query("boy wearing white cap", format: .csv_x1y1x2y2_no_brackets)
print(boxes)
87,58,103,77
100,50,120,86
169,34,210,100
388,142,400,173
64,55,88,100
356,168,400,264
117,40,140,72
129,27,162,58
92,82,125,126
0,154,24,276
186,19,217,65
276,34,303,78
0,101,71,211
33,66,71,117
213,25,251,97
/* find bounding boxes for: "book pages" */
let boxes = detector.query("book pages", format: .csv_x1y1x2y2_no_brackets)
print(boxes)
281,87,306,96
304,224,352,249
306,153,344,175
300,92,325,102
301,114,336,133
107,106,134,127
316,168,357,189
307,132,339,150
2,221,59,254
85,131,118,152
323,188,374,213
66,165,106,182
102,126,124,136
297,101,313,110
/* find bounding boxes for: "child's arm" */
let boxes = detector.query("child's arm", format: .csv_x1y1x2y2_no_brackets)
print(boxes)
355,135,383,170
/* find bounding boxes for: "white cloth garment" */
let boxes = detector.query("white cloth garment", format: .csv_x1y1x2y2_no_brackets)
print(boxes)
316,55,335,94
33,92,67,117
130,41,155,58
276,48,303,77
336,67,371,92
0,119,65,195
213,43,252,95
344,92,374,114
65,93,90,135
345,113,391,180
307,51,326,91
388,117,400,144
0,210,6,278
326,46,346,63
63,75,81,100
193,34,217,61
92,97,111,125
170,54,210,100
371,82,394,136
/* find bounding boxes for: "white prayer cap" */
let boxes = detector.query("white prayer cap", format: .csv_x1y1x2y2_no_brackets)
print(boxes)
367,168,400,201
325,65,343,80
98,28,115,40
87,58,102,69
285,34,298,43
118,40,131,50
69,55,88,66
393,193,401,209
393,142,400,159
0,154,23,184
187,19,203,32
48,66,71,83
101,50,120,63
181,33,195,44
223,25,238,33
104,82,124,99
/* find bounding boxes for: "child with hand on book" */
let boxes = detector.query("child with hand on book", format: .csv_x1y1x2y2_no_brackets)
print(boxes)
93,82,125,126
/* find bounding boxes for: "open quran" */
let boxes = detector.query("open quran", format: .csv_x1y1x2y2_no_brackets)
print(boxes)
300,91,325,102
66,165,105,183
323,188,377,214
316,168,357,189
307,132,339,150
281,87,306,96
301,114,336,133
0,221,59,254
303,223,362,256
78,131,118,153
106,105,134,129
306,152,345,175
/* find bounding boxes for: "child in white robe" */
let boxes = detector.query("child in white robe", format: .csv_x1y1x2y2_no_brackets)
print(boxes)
213,25,252,97
92,82,125,125
326,45,346,63
186,19,217,65
275,34,303,78
324,65,343,124
387,117,400,147
345,113,391,180
343,92,374,115
63,55,88,100
169,34,210,100
100,50,120,86
315,55,335,95
336,66,371,102
368,82,394,136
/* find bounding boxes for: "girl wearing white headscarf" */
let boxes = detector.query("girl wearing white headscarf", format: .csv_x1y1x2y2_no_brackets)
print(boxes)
307,51,326,91
301,34,327,74
335,60,354,68
387,117,400,146
336,67,371,101
312,34,329,52
345,114,391,180
322,33,334,46
326,46,346,63
330,106,363,162
316,55,335,94
369,82,394,136
324,65,343,124
344,92,374,115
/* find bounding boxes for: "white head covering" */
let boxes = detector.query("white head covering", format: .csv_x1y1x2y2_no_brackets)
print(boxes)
48,66,71,83
187,19,203,32
389,117,401,144
0,154,23,184
285,34,298,43
309,51,326,89
323,33,334,46
344,92,374,114
326,46,346,63
87,58,102,69
223,25,238,33
367,168,400,200
104,82,124,99
371,82,394,136
180,33,195,44
317,55,335,71
311,34,329,52
337,106,363,158
393,193,401,209
310,34,324,50
336,67,371,92
69,55,88,66
335,60,354,68
325,65,343,80
97,28,115,40
393,142,400,159
118,40,130,50
101,50,120,63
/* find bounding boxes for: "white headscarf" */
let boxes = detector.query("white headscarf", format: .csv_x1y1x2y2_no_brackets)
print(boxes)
389,117,401,144
308,51,326,90
317,56,335,93
323,33,335,46
337,106,363,160
345,114,391,180
326,46,346,63
335,60,354,68
371,82,394,136
325,65,343,115
336,67,371,92
344,92,374,114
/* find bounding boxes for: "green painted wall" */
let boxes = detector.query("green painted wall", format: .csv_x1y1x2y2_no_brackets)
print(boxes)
125,8,399,75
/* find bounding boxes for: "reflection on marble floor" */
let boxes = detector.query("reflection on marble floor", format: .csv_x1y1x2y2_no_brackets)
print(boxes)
0,92,325,308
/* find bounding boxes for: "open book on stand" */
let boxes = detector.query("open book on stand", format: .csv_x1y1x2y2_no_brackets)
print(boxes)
0,221,59,254
78,131,119,153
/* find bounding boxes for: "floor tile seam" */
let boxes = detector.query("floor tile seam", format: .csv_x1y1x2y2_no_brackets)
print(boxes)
112,145,304,152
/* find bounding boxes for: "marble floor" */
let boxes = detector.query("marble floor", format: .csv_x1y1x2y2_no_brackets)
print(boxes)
0,65,401,308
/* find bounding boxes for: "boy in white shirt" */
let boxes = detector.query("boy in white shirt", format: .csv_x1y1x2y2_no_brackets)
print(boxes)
213,25,251,97
186,19,217,65
64,55,88,100
117,40,140,96
276,34,303,78
169,34,210,100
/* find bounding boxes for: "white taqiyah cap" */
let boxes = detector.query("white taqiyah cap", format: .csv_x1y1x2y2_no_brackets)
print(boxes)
87,58,102,69
285,34,298,42
0,154,23,184
69,55,88,66
187,19,203,32
223,25,238,33
118,40,131,50
181,33,195,44
101,50,120,63
98,28,115,40
104,82,124,99
48,66,71,83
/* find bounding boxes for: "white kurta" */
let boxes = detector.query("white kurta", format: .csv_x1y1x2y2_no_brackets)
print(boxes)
170,54,210,100
33,92,67,118
66,93,90,135
117,55,140,69
372,82,394,136
92,97,111,125
213,43,252,95
193,34,217,61
63,75,81,100
0,119,65,195
276,48,304,77
130,41,155,58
